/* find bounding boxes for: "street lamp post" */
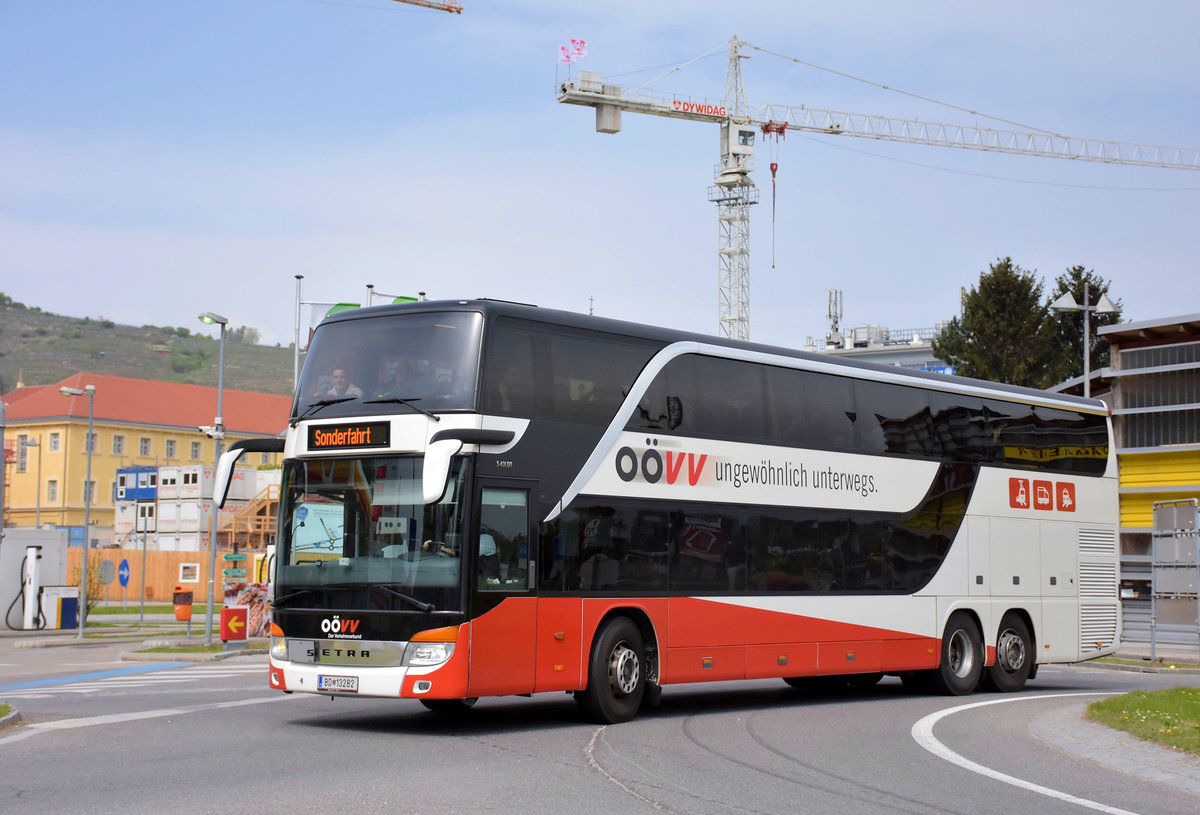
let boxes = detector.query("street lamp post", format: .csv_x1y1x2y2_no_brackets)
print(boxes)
59,384,96,639
1050,281,1118,399
20,436,42,527
199,312,228,646
138,508,147,626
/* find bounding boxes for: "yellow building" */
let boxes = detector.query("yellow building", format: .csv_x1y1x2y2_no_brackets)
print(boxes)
2,373,291,541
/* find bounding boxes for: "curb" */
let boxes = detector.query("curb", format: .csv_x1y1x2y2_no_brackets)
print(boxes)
1090,661,1200,676
0,708,21,732
120,648,266,663
12,636,161,650
1089,657,1200,676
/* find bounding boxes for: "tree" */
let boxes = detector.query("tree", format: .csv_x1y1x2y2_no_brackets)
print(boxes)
230,325,261,345
1048,266,1122,382
932,257,1062,388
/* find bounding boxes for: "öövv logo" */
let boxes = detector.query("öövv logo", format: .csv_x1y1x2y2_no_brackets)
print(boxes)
614,439,708,486
320,615,360,635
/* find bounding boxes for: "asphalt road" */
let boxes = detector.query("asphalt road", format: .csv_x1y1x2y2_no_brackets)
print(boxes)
1,640,1198,815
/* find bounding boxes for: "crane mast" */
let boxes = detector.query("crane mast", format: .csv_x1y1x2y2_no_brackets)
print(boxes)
556,36,1200,340
710,38,756,340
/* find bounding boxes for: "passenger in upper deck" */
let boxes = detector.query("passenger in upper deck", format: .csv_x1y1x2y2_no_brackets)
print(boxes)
374,357,425,399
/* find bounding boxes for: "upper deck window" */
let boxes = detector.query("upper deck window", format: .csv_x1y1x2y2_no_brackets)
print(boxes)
295,311,483,421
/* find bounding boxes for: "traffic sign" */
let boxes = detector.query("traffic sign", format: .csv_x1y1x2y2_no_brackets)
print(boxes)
98,560,116,585
118,559,131,588
220,607,248,641
223,568,247,578
223,553,247,562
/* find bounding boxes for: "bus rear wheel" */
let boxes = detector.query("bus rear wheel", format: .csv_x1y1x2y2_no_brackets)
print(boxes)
930,612,983,696
982,614,1033,693
576,617,646,724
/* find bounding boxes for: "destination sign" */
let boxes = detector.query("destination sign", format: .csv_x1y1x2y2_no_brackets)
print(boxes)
308,421,390,450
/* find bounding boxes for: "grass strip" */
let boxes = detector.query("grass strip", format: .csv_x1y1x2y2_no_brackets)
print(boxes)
93,604,223,615
1088,687,1200,754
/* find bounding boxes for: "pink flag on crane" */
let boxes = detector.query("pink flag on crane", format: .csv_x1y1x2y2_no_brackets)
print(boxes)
559,38,587,63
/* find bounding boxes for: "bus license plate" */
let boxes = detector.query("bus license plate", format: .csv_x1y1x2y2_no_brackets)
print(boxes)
318,674,358,692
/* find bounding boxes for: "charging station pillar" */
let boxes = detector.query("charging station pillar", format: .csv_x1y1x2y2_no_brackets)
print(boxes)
22,545,41,631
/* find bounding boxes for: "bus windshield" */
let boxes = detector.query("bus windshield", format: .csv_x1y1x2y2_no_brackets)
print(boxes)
294,310,483,421
276,456,467,612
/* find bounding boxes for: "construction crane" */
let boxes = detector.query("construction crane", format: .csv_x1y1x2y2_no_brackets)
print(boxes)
557,36,1200,340
389,0,462,13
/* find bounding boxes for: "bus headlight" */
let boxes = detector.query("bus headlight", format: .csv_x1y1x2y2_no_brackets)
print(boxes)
270,637,288,661
402,641,455,667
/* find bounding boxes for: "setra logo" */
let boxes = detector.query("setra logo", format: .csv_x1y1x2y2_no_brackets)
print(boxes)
320,615,360,635
615,439,709,486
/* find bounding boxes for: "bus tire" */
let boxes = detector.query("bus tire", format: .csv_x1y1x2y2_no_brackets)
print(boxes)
577,617,645,724
982,614,1033,693
420,697,478,715
931,612,983,696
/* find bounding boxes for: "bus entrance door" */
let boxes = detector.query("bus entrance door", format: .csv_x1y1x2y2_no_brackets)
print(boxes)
467,483,537,697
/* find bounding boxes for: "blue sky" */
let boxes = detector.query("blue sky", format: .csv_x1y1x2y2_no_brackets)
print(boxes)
2,1,1198,350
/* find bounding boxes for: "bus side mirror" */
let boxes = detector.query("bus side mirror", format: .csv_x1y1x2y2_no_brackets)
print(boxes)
214,446,248,509
214,438,285,508
423,438,463,504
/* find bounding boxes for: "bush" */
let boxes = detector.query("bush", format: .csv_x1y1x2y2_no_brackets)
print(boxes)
68,557,105,617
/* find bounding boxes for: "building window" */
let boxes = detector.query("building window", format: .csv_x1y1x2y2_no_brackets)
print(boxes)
113,435,125,455
165,440,176,459
261,452,271,465
16,435,27,473
139,437,151,457
49,432,60,453
83,480,96,505
191,441,202,460
86,432,97,454
149,474,157,487
47,480,58,503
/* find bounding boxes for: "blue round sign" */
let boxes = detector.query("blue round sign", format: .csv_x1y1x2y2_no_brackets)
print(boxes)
118,559,131,588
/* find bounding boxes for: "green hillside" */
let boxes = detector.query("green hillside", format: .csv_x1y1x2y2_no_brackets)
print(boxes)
0,293,295,396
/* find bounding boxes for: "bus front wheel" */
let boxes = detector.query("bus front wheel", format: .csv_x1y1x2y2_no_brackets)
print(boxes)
931,612,983,696
576,617,646,724
982,614,1033,693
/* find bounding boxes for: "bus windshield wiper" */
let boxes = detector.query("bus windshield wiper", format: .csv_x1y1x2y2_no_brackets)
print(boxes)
374,583,435,612
271,586,328,608
276,582,433,613
291,397,356,427
361,397,440,422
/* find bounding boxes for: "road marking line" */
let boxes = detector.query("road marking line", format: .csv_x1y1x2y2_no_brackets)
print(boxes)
0,662,187,692
4,695,298,742
911,692,1137,815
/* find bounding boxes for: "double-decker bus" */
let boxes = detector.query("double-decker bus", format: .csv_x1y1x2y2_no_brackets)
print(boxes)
215,299,1119,723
